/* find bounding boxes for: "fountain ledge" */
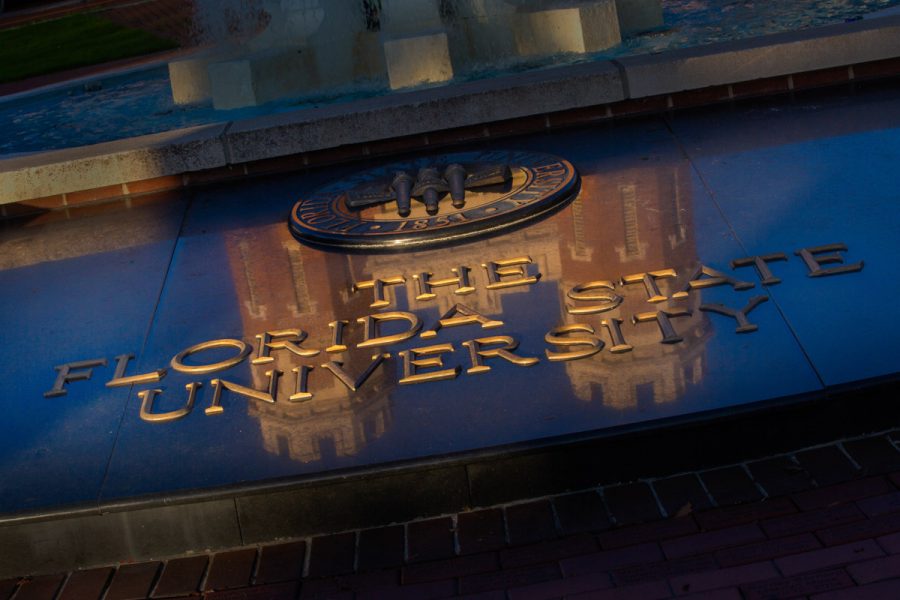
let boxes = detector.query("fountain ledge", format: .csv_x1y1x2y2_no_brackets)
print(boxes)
2,14,900,212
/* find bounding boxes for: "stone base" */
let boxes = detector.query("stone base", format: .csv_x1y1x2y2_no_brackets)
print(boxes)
383,32,454,90
516,2,622,56
208,47,319,110
168,56,212,105
615,0,664,36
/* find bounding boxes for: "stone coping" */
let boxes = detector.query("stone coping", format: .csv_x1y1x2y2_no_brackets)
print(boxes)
2,14,900,209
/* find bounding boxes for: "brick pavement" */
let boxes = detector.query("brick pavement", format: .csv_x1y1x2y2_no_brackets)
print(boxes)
5,430,900,599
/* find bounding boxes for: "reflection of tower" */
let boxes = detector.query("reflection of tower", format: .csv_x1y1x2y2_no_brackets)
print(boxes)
556,161,710,408
224,224,393,464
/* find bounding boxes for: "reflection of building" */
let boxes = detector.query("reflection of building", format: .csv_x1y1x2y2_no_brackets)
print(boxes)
555,162,710,408
224,226,394,463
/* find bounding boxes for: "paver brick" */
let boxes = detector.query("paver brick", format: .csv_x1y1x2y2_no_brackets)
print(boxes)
255,541,306,584
152,556,207,597
740,568,854,599
794,446,859,487
356,578,456,600
817,510,900,546
679,589,742,600
715,533,821,567
458,509,506,554
843,437,900,475
553,491,612,534
612,554,718,585
407,518,456,563
775,540,884,575
876,530,900,554
402,552,498,585
846,551,900,584
508,571,613,600
669,561,779,596
458,563,560,594
500,533,597,569
334,569,399,591
204,549,258,591
12,574,65,600
760,503,864,538
561,542,663,577
662,524,765,559
653,474,713,517
792,476,892,511
856,490,900,517
358,526,404,572
603,482,663,525
307,533,356,579
810,577,900,599
106,563,161,600
456,591,507,600
699,467,763,506
205,581,299,599
747,456,814,496
694,497,796,531
597,516,697,550
505,500,558,545
58,568,113,600
566,580,670,599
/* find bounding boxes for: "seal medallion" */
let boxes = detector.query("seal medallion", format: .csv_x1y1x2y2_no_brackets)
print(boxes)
289,150,579,251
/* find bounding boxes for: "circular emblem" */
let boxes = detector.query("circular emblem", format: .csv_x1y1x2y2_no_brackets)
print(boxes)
289,150,579,251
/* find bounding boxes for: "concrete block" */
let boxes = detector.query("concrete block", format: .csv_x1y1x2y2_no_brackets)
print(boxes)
515,2,622,57
208,47,318,110
615,0,663,36
618,15,900,97
448,16,518,67
383,32,454,90
168,56,213,105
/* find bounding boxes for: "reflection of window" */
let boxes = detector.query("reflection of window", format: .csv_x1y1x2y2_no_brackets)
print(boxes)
636,381,655,408
318,436,337,461
277,435,290,458
616,185,647,262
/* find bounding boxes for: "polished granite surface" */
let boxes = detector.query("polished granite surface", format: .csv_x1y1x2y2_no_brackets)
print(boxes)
1,86,897,515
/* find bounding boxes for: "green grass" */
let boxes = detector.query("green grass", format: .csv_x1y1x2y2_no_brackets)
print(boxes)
0,13,178,83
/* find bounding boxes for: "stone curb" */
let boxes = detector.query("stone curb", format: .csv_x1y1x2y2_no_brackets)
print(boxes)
2,15,900,207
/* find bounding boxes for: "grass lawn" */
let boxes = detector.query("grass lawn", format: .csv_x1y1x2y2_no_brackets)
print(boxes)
0,13,178,83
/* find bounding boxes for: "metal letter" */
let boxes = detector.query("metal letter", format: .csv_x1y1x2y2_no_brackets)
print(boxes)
399,343,460,384
462,336,539,374
205,369,281,415
357,311,422,348
252,329,319,364
544,324,604,362
482,257,541,290
139,382,200,423
421,303,503,339
326,320,350,353
290,365,314,402
632,309,692,344
171,339,252,375
566,280,623,315
672,265,754,299
600,318,633,353
700,295,769,333
795,243,864,277
321,353,390,392
353,275,406,308
730,254,788,285
621,269,677,303
44,358,107,398
106,354,166,387
413,267,475,300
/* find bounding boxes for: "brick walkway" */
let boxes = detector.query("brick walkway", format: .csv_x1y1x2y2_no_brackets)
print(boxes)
5,430,900,599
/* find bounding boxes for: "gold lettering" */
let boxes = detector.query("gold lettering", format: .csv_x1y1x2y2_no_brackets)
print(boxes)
205,369,281,415
700,295,769,333
600,318,633,353
795,243,864,277
462,336,539,374
252,329,319,364
544,325,604,362
357,311,423,348
620,269,677,303
632,309,692,344
326,320,350,353
413,267,475,300
353,275,406,308
106,353,166,387
321,353,390,392
482,256,541,290
566,280,623,315
290,365,314,402
672,265,753,299
421,303,503,339
399,343,460,384
44,358,107,398
731,254,788,286
170,339,252,375
139,383,200,423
